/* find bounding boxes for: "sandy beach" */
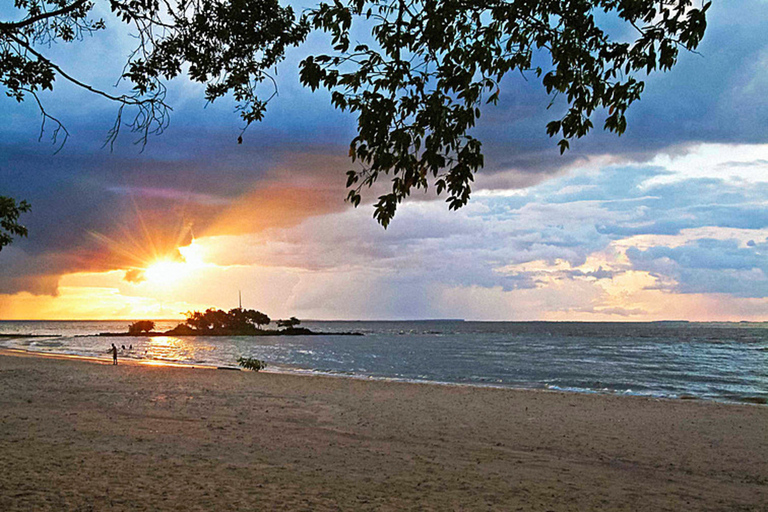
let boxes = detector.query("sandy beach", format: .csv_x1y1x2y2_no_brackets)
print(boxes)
0,351,765,511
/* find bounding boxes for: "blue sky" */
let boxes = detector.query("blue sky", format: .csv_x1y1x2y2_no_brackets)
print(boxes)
2,1,768,320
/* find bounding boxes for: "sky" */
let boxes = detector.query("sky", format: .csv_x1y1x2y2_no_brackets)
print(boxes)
2,1,768,321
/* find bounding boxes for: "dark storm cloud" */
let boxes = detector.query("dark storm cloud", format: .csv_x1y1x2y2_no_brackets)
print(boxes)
0,138,353,294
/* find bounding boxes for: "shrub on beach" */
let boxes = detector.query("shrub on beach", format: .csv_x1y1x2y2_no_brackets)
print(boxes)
237,357,267,372
128,320,155,335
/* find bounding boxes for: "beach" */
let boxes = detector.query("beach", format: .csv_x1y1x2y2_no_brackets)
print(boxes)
0,351,766,511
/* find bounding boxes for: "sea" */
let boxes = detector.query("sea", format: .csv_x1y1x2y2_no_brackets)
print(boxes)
1,320,766,404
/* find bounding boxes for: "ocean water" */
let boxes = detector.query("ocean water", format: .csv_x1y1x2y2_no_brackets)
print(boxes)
1,320,766,404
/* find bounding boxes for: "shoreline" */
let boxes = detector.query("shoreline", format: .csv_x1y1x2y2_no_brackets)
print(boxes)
0,347,219,370
0,352,766,510
2,346,765,407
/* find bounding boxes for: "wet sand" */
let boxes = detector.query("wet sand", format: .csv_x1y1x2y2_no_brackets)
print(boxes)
0,351,766,511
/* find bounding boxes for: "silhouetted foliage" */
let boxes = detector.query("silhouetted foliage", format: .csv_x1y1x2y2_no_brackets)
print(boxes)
127,320,155,334
300,0,710,225
277,317,301,329
2,1,710,224
183,307,271,333
248,310,272,329
1,0,307,149
0,196,31,251
237,356,267,371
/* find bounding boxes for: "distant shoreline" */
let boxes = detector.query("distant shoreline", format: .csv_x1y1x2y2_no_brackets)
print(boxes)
0,328,364,338
91,327,364,337
5,318,768,324
0,334,59,338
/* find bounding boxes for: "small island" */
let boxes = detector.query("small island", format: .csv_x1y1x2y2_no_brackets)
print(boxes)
99,308,362,337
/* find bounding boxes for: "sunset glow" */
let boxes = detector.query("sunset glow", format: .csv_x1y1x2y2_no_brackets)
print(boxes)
142,241,205,288
143,261,186,287
2,142,768,321
2,1,768,322
4,4,768,510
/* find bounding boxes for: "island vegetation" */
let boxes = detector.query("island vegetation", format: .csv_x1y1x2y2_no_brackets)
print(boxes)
128,320,155,335
113,308,361,337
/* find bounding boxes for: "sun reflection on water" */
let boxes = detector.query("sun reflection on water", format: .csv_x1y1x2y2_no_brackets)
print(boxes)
145,336,214,363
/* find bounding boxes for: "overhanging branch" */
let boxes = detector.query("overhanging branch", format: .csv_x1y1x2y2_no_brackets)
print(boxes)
0,0,90,32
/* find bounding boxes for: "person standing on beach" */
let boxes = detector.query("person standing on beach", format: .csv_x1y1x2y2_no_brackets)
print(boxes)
111,344,118,365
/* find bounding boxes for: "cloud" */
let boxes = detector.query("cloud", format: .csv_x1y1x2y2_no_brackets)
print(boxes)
464,2,768,174
106,186,232,206
564,267,618,280
206,161,768,315
570,306,647,317
0,248,63,296
627,238,768,298
123,269,146,284
7,146,768,314
715,159,768,170
0,142,355,293
4,160,768,319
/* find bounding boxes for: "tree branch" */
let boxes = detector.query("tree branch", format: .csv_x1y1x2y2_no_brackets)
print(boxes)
22,87,70,152
0,0,90,31
6,31,164,108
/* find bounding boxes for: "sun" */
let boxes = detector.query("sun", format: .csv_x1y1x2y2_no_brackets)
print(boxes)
178,240,205,266
144,260,188,287
142,240,207,287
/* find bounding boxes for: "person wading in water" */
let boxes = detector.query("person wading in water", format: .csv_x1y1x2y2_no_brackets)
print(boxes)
111,343,118,365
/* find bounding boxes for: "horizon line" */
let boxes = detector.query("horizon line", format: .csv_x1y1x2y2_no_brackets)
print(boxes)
1,318,765,324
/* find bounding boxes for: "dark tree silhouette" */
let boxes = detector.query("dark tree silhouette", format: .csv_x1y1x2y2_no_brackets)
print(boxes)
302,0,710,225
1,0,307,149
184,310,210,332
277,317,301,329
128,320,155,334
0,196,31,251
2,0,710,225
183,308,270,333
245,310,271,330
